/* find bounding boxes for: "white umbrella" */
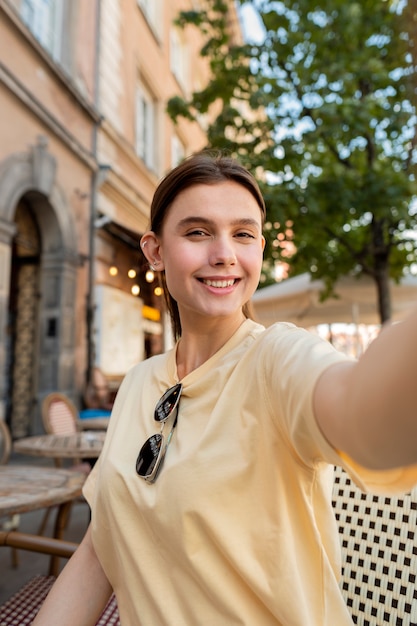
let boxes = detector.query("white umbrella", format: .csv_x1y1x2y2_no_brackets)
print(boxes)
251,273,417,328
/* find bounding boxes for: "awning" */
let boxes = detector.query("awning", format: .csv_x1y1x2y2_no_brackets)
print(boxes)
251,273,417,327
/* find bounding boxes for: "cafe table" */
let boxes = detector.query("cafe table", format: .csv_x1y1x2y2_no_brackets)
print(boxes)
79,417,110,431
14,431,106,460
0,465,85,575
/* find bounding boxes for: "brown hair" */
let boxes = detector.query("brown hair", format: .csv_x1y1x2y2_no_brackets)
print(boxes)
150,151,266,340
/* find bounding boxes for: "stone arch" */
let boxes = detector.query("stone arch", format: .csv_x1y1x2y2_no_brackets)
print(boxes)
0,137,80,434
0,136,77,255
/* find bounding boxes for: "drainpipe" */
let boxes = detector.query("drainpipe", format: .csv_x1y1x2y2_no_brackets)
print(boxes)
86,0,103,385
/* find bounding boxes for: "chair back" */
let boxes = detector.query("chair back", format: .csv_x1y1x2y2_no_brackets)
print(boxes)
42,393,80,435
332,465,417,625
0,420,11,465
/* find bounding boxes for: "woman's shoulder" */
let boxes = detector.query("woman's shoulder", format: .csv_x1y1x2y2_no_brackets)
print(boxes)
247,319,344,365
248,319,311,346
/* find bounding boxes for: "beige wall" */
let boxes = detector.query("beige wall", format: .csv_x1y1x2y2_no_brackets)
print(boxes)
0,4,97,151
0,0,99,432
96,0,211,239
0,0,240,434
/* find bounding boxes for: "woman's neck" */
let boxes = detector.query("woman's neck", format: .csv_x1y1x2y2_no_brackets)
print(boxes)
175,314,246,380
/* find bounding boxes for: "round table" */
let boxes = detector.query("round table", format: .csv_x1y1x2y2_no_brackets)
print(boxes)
0,465,85,516
0,465,86,575
14,431,106,460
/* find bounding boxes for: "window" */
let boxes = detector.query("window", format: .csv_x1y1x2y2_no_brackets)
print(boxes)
137,0,162,37
136,82,158,172
171,135,185,168
21,0,64,60
170,28,189,92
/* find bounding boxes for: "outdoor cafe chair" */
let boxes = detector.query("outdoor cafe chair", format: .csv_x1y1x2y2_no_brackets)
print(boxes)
0,530,119,625
333,464,417,625
39,393,91,535
0,419,12,465
0,420,20,567
41,391,91,470
41,392,81,437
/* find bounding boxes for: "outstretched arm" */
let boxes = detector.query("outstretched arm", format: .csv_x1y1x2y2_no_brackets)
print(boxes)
314,306,417,470
32,524,112,626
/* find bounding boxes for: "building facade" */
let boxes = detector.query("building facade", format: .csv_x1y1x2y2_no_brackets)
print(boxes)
0,0,241,436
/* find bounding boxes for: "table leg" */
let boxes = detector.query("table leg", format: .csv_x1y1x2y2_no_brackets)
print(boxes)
49,500,73,576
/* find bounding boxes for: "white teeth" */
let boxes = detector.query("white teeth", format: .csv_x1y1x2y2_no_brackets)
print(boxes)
203,279,235,288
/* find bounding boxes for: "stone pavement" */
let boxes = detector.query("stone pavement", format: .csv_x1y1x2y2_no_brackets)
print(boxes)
0,452,90,605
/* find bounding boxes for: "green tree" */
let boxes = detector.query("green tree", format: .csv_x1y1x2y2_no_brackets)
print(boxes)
168,0,417,322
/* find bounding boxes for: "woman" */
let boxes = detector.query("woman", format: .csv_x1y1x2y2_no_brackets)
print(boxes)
34,151,417,625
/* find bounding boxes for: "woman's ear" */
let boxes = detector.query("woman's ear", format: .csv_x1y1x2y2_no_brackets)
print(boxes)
140,232,164,271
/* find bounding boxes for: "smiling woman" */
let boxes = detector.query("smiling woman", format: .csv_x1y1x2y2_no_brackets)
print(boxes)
141,180,265,349
141,152,266,342
32,151,417,626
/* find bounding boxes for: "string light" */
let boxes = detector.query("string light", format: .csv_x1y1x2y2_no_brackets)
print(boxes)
128,268,137,278
145,269,155,283
109,266,118,276
154,286,163,296
131,285,140,296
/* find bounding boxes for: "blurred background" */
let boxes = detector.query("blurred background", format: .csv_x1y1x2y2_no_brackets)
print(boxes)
0,0,416,440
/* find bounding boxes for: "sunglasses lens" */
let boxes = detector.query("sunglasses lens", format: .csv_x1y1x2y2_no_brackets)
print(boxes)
136,433,163,477
154,383,182,422
137,383,183,483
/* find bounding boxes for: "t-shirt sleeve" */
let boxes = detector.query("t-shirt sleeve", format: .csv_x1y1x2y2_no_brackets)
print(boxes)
337,452,417,495
82,455,100,507
261,323,417,495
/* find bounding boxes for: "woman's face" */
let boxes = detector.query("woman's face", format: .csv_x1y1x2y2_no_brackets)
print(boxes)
153,181,265,331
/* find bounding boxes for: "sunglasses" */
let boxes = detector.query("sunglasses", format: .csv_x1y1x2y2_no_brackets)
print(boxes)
136,383,182,483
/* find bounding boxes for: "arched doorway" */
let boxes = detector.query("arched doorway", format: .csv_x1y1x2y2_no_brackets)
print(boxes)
0,139,80,436
6,199,41,437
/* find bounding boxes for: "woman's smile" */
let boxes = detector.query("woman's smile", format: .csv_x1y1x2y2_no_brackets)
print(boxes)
197,276,241,294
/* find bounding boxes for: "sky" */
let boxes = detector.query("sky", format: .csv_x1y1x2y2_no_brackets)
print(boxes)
238,2,265,43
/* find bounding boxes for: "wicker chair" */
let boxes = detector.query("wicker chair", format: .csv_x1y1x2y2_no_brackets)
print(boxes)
332,465,417,625
0,420,20,567
39,393,91,535
42,392,81,436
0,530,119,625
0,420,11,465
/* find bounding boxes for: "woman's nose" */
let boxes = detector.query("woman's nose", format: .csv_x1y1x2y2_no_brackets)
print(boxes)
209,238,237,266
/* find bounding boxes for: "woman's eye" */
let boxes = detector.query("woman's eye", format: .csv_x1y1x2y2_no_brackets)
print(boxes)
236,231,255,239
186,229,208,237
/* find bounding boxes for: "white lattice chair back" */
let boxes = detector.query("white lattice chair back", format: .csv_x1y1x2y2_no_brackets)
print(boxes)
332,465,417,625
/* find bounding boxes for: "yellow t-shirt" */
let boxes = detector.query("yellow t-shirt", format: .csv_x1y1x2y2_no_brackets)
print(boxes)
83,319,417,625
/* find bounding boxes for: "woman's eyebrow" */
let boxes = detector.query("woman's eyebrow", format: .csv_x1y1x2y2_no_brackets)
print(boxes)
176,216,261,230
176,216,214,228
